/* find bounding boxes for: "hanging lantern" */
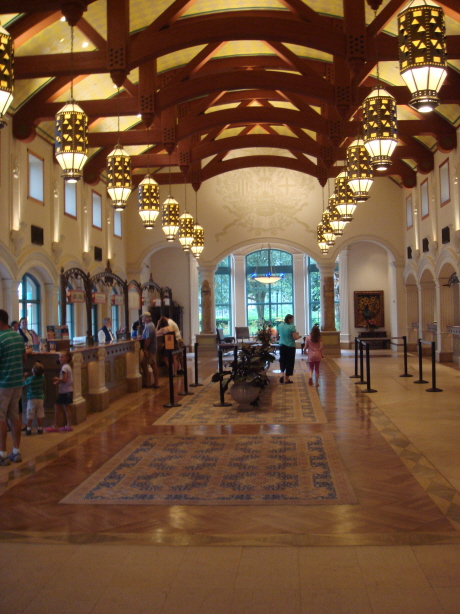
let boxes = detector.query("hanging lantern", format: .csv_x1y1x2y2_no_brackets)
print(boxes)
178,211,195,251
162,196,180,241
317,224,329,254
138,174,160,229
55,101,88,182
346,138,373,202
191,224,204,258
327,194,346,236
321,211,335,246
335,171,356,222
398,0,447,113
107,144,132,210
363,86,398,171
54,26,88,182
0,22,14,121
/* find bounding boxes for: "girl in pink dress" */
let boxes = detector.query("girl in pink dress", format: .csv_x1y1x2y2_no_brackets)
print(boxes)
304,324,323,386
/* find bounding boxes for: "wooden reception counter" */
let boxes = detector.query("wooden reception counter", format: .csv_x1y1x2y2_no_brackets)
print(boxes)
24,340,142,425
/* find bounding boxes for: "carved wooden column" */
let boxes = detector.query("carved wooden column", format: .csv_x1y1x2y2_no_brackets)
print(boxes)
196,264,217,353
125,339,142,392
87,347,110,412
317,263,340,355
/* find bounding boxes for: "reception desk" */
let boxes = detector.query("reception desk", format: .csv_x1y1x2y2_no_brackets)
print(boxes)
23,340,142,426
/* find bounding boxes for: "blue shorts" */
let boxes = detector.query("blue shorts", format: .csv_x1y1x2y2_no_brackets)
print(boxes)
56,392,73,406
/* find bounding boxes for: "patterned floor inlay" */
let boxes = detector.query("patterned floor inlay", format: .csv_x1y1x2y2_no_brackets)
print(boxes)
154,373,326,426
61,433,356,506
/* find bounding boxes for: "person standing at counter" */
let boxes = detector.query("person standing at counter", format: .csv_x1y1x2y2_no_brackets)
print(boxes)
98,317,115,344
141,312,159,389
0,309,26,465
46,351,73,432
18,317,39,347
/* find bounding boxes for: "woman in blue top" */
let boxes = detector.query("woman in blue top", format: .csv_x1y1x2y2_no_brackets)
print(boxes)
278,314,301,384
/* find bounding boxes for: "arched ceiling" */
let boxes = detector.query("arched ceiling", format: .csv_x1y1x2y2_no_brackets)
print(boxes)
3,0,460,190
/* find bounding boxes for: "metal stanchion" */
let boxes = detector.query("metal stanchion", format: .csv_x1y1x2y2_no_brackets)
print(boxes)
178,346,193,396
350,337,360,378
163,349,181,408
414,339,428,384
426,341,443,392
189,342,203,388
213,349,232,407
399,335,413,378
363,342,377,393
358,340,365,384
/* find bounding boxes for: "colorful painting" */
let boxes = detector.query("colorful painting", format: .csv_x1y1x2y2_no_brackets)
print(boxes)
354,291,384,328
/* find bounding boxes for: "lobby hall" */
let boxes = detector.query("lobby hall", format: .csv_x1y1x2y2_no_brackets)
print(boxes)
1,0,460,612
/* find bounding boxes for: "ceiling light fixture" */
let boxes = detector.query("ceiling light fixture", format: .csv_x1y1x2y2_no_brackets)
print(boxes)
162,154,180,242
54,25,88,182
398,0,447,113
335,171,356,222
251,245,285,284
0,21,14,126
106,87,132,211
178,175,195,251
346,138,373,201
138,127,160,229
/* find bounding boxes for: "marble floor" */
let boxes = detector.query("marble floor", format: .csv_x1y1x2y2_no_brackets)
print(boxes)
1,350,460,614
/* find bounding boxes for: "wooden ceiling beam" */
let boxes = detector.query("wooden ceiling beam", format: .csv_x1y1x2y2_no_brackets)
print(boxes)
138,0,199,36
367,0,409,37
76,17,107,51
15,50,107,79
200,154,320,182
130,12,346,66
164,42,227,88
87,130,162,147
0,0,96,11
107,0,129,86
343,0,367,74
8,11,62,48
157,70,335,112
276,0,328,25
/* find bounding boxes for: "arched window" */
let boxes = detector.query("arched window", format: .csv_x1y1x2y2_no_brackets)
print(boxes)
246,248,293,334
18,273,41,334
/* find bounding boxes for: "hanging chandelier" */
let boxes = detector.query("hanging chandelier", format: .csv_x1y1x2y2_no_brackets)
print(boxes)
327,194,346,236
321,211,336,246
191,190,204,259
251,245,285,284
138,176,160,229
0,21,14,126
161,155,180,241
107,88,131,211
55,25,88,182
178,179,195,251
362,86,398,171
398,0,447,113
138,128,159,228
335,171,356,222
317,224,329,255
346,138,373,202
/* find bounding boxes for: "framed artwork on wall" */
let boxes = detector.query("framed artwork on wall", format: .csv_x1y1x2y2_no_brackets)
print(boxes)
354,291,384,328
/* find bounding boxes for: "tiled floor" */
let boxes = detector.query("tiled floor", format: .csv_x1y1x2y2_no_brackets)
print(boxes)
1,351,460,613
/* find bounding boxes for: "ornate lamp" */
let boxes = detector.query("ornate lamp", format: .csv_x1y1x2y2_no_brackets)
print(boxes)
362,86,398,171
138,175,159,229
327,194,346,236
55,26,88,182
335,171,356,222
317,224,329,254
251,245,284,284
162,156,180,241
346,138,373,201
321,211,335,246
398,0,447,113
191,190,204,259
178,181,195,251
0,22,14,125
107,145,132,211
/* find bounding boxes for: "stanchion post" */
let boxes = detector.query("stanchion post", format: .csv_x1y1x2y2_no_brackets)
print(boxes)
414,339,428,384
358,340,365,384
400,335,413,378
189,342,203,387
213,349,232,407
426,341,443,392
350,337,360,378
163,349,181,408
364,343,377,393
178,346,193,396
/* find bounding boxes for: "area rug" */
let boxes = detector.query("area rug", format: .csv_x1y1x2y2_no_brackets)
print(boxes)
60,434,356,506
154,373,326,426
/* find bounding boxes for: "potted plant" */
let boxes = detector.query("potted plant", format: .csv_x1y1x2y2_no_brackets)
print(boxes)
212,327,276,408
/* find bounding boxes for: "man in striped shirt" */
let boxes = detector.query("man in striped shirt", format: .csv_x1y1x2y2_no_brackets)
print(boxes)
0,309,26,466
